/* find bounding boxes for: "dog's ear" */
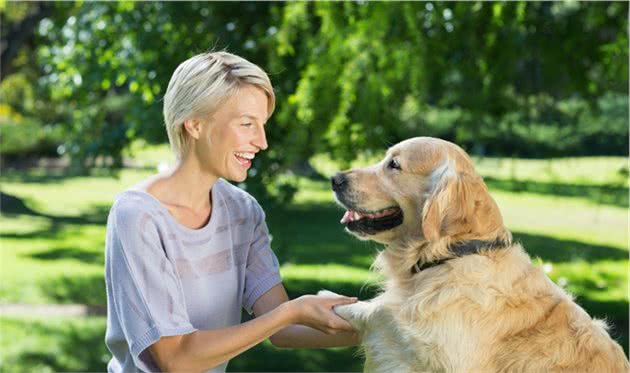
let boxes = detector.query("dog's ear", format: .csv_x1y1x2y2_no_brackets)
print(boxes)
422,172,499,241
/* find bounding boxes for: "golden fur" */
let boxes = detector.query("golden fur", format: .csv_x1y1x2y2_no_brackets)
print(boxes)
325,137,629,373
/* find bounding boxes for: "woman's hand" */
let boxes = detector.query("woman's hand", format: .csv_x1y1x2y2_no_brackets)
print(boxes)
286,293,358,335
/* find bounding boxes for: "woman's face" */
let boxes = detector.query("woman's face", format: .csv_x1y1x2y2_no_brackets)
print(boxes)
193,84,269,182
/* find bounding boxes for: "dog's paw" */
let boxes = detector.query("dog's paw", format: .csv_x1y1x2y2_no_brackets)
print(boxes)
319,289,368,330
334,301,372,330
317,289,342,298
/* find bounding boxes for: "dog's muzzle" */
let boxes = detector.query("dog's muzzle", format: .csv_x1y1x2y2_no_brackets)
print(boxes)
331,172,404,235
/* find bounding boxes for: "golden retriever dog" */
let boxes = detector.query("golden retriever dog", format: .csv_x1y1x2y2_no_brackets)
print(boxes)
323,137,629,373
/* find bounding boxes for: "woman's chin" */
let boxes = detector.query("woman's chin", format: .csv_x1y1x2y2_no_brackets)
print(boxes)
226,171,248,183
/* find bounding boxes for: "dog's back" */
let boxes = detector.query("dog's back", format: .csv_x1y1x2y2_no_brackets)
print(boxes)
486,248,628,372
364,244,629,373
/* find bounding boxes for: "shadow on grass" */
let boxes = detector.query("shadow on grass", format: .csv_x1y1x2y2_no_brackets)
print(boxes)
2,316,361,373
2,189,626,370
0,191,110,250
264,203,628,265
265,203,381,267
28,247,104,264
513,231,628,263
1,191,110,227
30,257,627,357
485,177,629,208
1,318,109,373
39,274,107,307
230,343,362,372
576,298,630,357
5,281,626,373
0,167,124,184
284,278,380,301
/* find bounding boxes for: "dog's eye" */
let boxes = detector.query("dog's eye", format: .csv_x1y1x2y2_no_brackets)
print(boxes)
388,158,401,170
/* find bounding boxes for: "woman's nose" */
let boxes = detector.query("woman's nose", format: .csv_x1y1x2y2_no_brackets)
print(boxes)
253,124,268,150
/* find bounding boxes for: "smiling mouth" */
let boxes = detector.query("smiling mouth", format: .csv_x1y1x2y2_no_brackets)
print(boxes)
339,206,404,235
234,152,255,168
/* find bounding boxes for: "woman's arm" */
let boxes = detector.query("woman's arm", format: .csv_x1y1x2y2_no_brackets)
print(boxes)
270,323,360,348
254,284,360,348
149,290,357,373
149,301,290,373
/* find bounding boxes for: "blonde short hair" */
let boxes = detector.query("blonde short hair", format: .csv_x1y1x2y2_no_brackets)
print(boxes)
163,51,275,158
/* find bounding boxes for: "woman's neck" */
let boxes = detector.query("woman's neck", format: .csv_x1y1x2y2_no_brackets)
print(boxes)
146,155,218,212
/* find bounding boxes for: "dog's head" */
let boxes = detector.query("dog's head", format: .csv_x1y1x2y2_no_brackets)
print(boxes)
332,137,506,246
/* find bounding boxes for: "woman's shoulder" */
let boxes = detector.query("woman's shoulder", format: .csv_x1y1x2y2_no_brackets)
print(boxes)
110,189,163,224
216,179,264,215
216,179,258,204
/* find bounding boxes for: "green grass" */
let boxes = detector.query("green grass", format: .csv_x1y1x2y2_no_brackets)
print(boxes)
0,316,362,373
0,152,628,371
0,168,154,304
0,316,110,373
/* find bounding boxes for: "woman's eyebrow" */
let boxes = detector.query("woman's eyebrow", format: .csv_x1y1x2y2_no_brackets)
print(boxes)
240,114,261,120
240,114,267,126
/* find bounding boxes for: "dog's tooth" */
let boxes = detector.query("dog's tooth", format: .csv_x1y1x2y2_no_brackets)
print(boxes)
340,211,352,224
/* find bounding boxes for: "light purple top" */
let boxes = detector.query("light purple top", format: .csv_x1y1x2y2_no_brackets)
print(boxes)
104,179,282,372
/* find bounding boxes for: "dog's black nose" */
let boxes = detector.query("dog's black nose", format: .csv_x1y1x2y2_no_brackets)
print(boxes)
331,172,347,191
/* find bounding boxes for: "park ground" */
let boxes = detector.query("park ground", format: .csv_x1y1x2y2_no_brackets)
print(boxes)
0,145,627,372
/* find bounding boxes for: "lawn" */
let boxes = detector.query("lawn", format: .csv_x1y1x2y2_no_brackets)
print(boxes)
0,150,627,372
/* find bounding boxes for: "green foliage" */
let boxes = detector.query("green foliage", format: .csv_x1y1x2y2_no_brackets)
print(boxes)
2,2,628,195
274,2,628,161
0,112,64,157
0,72,65,156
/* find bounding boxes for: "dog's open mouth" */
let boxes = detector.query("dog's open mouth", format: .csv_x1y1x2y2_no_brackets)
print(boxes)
339,206,403,234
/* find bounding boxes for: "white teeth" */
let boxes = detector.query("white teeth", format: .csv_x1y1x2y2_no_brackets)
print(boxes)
339,207,400,225
235,152,255,160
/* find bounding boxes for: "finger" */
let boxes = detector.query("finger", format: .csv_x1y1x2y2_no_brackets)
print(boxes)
330,296,358,306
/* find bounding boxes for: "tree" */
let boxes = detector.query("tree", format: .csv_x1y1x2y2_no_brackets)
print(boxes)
273,2,628,159
2,2,627,197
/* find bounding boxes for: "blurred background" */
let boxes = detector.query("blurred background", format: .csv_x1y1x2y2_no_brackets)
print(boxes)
0,1,628,372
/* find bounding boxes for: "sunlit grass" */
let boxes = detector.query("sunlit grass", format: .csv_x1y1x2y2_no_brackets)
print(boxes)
0,151,627,370
474,156,629,187
281,263,379,284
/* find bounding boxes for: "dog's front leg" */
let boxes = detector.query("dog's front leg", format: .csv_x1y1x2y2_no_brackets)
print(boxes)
334,300,378,330
317,290,380,330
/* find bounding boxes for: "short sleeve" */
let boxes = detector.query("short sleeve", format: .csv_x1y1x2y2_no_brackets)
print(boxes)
242,202,282,314
105,202,197,372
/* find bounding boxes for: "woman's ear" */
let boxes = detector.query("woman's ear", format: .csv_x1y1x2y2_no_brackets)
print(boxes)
421,172,489,241
183,119,202,140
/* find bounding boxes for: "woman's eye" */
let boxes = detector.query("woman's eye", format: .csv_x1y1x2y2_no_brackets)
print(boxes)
241,122,253,127
388,158,401,170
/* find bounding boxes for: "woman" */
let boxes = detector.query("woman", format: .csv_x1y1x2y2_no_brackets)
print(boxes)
104,51,359,373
